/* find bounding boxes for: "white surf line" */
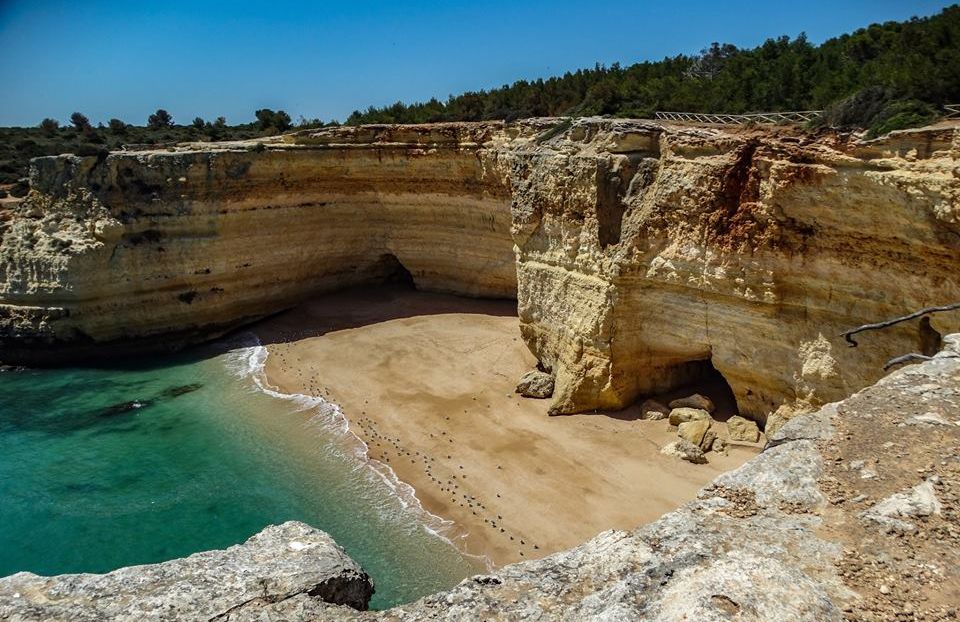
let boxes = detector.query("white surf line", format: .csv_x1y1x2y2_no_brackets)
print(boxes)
222,331,494,571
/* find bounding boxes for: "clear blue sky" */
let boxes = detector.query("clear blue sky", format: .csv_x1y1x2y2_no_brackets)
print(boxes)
0,1,954,126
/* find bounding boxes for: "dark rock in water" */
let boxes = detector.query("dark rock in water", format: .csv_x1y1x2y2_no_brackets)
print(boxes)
96,383,200,419
160,383,203,399
0,521,375,621
0,364,26,373
99,400,151,417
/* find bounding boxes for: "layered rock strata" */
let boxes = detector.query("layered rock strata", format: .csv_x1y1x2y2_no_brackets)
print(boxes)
509,120,960,425
5,338,957,621
1,120,958,427
0,124,519,362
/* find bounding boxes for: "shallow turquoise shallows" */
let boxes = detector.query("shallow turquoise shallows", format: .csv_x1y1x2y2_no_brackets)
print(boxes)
0,337,481,610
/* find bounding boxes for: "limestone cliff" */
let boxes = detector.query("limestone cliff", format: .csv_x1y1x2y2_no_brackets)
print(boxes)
1,119,958,428
0,123,519,362
508,120,960,427
0,521,374,621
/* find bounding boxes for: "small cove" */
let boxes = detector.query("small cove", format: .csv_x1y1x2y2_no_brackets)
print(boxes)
0,337,481,610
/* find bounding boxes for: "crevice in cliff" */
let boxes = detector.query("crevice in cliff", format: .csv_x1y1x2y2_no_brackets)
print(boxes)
705,140,765,252
637,357,740,421
596,158,638,249
919,316,942,356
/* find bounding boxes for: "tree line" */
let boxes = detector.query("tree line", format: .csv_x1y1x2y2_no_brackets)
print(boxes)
0,109,335,186
3,6,958,188
37,107,326,139
345,5,960,135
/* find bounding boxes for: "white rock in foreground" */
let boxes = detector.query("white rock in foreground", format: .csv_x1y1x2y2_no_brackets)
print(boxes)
0,522,374,622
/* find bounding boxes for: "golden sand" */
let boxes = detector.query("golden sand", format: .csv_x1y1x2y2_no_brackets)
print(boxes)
254,286,759,566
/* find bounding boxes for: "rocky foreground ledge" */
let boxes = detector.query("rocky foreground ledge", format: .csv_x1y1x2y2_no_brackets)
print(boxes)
2,337,958,621
0,522,373,621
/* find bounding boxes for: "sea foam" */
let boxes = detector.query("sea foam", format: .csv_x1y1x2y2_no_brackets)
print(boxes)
219,333,486,564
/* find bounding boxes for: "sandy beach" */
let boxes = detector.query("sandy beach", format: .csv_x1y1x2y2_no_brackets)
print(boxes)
255,286,760,566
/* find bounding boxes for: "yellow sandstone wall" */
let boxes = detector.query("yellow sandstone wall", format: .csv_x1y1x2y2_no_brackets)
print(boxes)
2,119,958,428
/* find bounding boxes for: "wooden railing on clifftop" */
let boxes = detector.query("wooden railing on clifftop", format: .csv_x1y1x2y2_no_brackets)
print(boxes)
654,110,823,125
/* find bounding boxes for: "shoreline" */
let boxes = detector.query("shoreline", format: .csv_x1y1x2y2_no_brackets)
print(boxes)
253,286,761,566
225,333,481,564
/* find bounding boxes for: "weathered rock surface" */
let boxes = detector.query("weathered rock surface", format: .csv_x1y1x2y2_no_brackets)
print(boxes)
678,418,713,449
668,406,711,426
860,479,943,533
515,369,554,398
660,438,708,464
0,123,519,363
711,436,727,453
0,521,374,621
727,414,761,442
2,120,957,430
510,120,960,427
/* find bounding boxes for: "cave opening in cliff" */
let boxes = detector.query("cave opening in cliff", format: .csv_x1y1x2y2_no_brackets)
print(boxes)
370,253,416,289
919,316,942,356
670,358,739,422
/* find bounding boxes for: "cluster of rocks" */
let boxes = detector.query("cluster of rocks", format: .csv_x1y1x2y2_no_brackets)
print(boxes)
643,393,763,464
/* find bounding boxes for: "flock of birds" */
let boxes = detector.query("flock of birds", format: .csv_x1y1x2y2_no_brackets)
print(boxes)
268,340,539,561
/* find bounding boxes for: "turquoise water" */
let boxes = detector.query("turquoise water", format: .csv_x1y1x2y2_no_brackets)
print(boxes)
0,336,481,609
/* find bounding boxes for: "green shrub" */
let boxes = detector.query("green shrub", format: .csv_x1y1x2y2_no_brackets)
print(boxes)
147,109,173,129
69,112,91,131
39,118,59,136
866,100,939,138
815,86,897,130
815,87,938,137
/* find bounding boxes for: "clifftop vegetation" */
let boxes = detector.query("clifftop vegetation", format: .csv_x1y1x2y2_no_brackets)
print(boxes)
346,5,959,129
1,6,958,187
0,109,331,186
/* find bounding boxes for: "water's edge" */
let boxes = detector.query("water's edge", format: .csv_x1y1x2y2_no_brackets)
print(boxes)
229,332,493,572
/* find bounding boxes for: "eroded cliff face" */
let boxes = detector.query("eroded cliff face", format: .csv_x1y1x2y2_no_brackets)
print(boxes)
507,120,960,426
1,119,958,428
0,123,520,361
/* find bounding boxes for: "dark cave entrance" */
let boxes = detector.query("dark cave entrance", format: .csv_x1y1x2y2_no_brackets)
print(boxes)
658,358,740,422
369,253,416,289
919,316,942,357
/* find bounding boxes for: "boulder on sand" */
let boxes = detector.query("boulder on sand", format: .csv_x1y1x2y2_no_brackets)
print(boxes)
727,415,761,443
678,419,716,450
640,399,670,420
669,393,716,413
516,370,554,398
660,439,707,464
668,407,712,427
